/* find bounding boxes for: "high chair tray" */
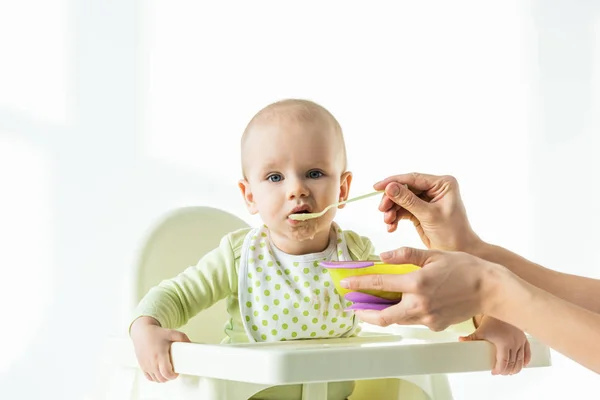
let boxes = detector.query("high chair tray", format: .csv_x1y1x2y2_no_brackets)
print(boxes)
105,331,551,385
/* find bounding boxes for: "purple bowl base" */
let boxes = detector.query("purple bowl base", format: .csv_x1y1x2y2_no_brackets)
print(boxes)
346,302,397,311
344,291,398,304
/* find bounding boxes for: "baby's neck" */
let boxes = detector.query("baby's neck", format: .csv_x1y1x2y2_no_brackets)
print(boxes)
269,227,332,256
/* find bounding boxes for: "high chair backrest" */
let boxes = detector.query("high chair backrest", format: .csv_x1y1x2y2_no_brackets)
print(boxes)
134,206,249,344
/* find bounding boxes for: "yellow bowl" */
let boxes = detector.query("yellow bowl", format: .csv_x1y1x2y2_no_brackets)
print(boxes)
322,261,420,301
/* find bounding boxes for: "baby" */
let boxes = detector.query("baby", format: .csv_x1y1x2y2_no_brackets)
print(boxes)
129,99,529,399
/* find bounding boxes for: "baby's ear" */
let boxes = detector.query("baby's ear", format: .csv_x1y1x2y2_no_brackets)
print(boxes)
238,180,258,214
338,171,353,209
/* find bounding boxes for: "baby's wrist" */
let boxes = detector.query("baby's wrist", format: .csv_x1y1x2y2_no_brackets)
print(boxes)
130,316,161,336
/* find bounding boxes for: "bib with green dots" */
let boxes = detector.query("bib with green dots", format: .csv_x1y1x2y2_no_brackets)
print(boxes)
238,223,359,342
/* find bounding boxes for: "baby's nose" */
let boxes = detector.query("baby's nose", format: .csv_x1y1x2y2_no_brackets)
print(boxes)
287,178,309,199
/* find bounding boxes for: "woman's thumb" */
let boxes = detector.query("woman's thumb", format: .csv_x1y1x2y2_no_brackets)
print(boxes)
380,247,428,266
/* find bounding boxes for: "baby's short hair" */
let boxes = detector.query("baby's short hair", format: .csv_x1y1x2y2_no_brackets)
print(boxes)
241,99,347,176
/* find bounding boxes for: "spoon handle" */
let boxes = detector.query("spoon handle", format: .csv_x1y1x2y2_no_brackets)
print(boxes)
334,190,382,208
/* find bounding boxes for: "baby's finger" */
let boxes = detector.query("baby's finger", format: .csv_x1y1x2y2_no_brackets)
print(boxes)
158,355,178,381
524,340,532,366
148,372,161,383
493,347,511,375
169,330,191,343
149,360,169,383
511,347,524,375
503,349,517,376
155,369,169,383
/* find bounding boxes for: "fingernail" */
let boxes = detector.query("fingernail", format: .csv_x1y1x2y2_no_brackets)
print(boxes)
340,279,349,288
380,251,392,259
388,183,400,197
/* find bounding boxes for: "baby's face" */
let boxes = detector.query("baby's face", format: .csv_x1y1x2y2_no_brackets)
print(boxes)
240,118,351,254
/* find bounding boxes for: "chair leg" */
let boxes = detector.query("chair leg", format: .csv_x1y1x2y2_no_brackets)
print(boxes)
301,383,328,400
226,381,272,400
176,375,271,400
195,376,226,400
170,375,224,400
427,375,453,400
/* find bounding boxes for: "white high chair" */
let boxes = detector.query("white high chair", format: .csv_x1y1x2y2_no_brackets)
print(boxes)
103,206,552,400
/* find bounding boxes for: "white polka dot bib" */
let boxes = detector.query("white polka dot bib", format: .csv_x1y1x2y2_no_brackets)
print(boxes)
238,223,358,342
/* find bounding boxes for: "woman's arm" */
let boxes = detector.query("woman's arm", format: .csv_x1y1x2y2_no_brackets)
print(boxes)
474,241,600,314
487,267,600,374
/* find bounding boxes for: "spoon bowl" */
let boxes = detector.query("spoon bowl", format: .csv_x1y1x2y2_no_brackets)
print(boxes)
289,191,382,221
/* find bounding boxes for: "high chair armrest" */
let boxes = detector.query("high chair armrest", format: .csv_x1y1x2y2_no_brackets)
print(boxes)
104,333,551,386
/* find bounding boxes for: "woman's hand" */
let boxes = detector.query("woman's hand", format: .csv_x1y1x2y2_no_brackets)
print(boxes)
341,247,508,331
374,173,481,253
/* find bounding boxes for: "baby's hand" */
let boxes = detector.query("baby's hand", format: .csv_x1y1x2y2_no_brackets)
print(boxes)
130,316,191,382
459,315,531,375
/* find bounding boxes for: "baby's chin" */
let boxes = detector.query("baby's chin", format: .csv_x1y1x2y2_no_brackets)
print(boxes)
267,220,333,254
288,223,320,242
287,217,334,242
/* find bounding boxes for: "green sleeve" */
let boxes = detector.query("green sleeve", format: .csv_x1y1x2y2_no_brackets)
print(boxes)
131,228,248,330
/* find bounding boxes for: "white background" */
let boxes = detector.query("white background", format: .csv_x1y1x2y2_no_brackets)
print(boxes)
0,1,598,399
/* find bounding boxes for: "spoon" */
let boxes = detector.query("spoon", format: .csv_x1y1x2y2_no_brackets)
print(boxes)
289,190,382,221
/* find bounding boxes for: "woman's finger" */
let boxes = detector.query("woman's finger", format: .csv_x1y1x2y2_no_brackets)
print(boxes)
353,303,421,327
379,194,395,211
382,183,430,219
341,270,419,294
383,208,398,224
395,208,414,222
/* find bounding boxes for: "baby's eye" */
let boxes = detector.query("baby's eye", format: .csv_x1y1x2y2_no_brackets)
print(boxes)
267,174,283,183
308,170,324,179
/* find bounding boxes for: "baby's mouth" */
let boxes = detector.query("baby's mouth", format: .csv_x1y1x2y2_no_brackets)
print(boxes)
289,205,311,214
288,206,312,220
